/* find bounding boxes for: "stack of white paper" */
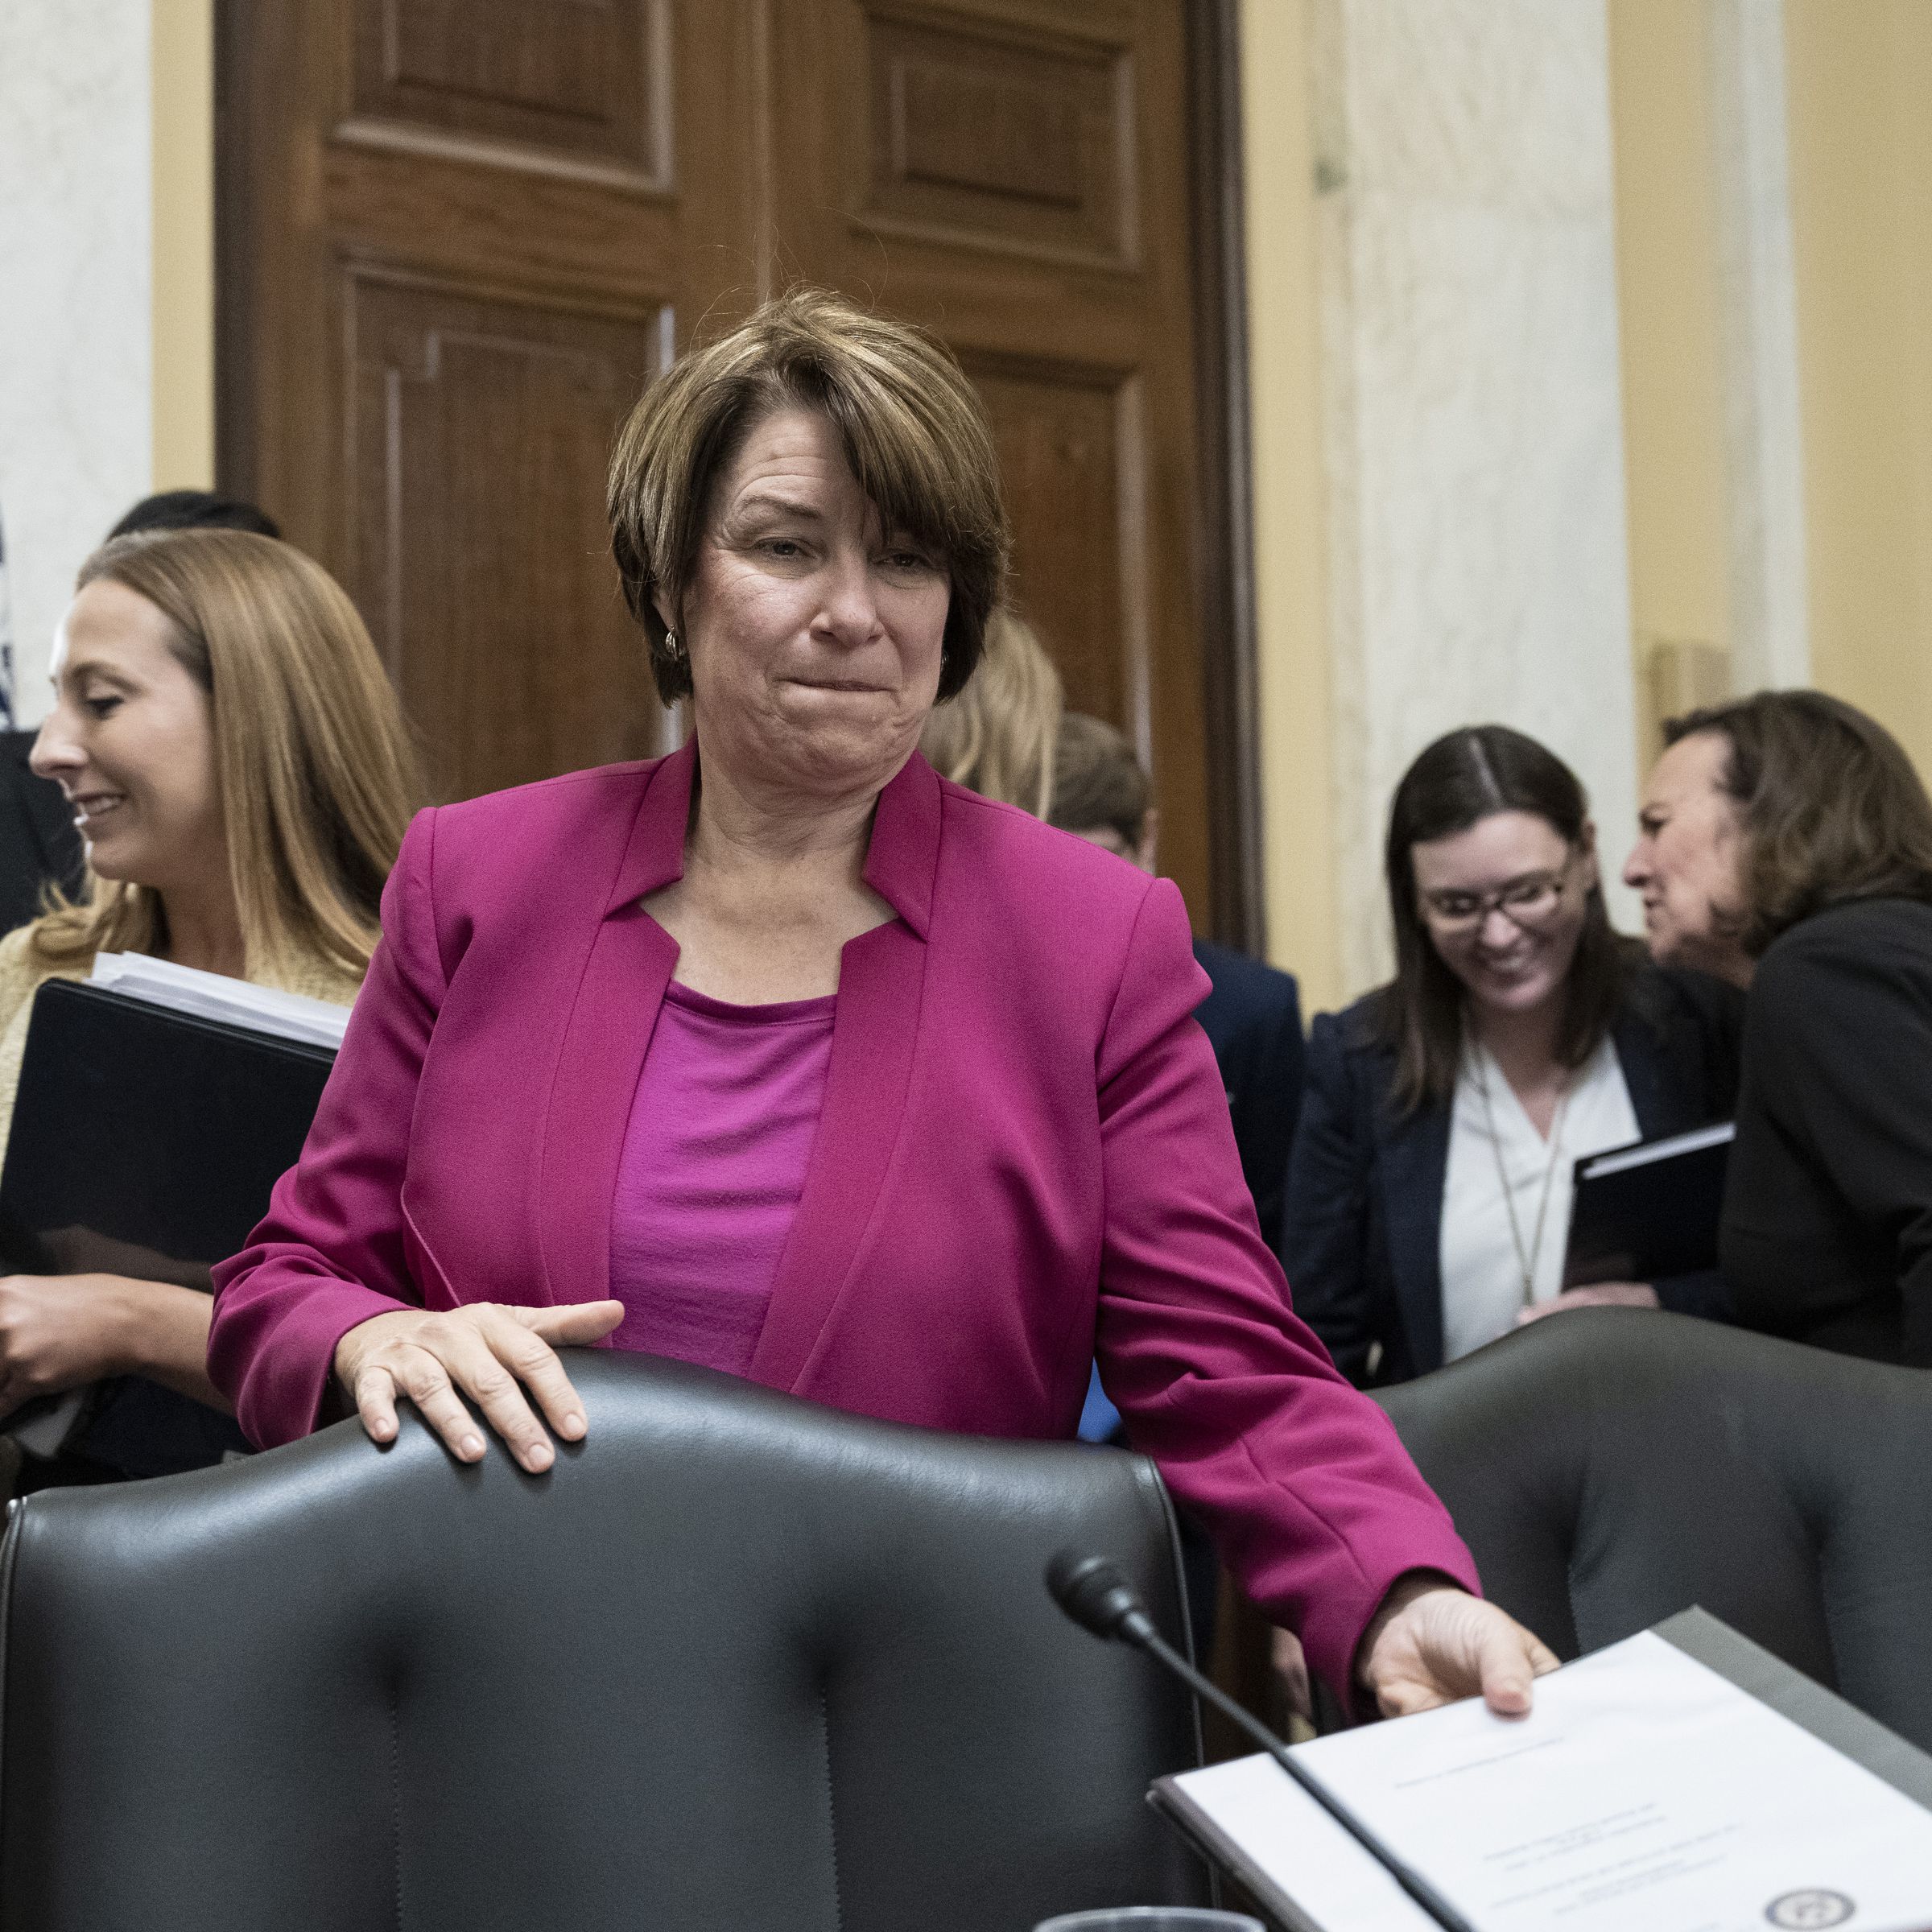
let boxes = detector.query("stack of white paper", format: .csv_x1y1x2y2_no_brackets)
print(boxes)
1160,1631,1932,1932
89,952,349,1050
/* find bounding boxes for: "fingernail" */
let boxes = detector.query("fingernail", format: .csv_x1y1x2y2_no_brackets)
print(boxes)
526,1442,553,1472
559,1412,585,1439
372,1418,394,1440
460,1434,484,1459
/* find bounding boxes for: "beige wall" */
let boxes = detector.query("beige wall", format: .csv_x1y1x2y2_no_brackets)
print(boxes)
1785,0,1932,778
1239,0,1342,1012
151,0,214,492
1605,0,1932,779
1606,0,1732,759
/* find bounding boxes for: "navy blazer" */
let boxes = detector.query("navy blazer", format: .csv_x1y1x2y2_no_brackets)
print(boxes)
1191,939,1305,1254
1282,966,1743,1385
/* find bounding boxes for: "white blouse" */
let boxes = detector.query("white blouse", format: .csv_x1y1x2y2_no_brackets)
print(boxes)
1438,1033,1641,1363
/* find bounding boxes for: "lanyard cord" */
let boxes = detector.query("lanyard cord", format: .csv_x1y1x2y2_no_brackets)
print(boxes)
1472,1047,1573,1307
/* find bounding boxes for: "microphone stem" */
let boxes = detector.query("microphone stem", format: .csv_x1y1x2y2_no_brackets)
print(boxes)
1135,1626,1478,1932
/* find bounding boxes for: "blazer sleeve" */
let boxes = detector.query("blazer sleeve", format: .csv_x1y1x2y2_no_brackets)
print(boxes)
1091,880,1477,1699
1276,1013,1378,1384
208,807,448,1447
1741,928,1932,1364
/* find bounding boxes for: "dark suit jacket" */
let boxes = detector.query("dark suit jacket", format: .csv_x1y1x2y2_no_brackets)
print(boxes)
1282,965,1744,1385
1723,897,1932,1367
0,731,80,932
1191,939,1304,1254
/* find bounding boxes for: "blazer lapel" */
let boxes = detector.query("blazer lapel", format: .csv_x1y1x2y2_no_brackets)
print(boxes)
1375,1097,1452,1376
536,745,693,1308
748,753,939,1392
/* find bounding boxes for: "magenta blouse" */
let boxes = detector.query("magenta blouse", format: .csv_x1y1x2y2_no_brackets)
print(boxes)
609,980,836,1377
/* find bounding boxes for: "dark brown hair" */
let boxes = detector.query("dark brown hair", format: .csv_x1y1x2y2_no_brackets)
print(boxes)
1664,690,1932,956
607,287,1009,704
1046,712,1150,846
1372,725,1641,1114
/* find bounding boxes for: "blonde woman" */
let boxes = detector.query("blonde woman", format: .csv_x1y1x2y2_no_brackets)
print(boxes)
918,606,1062,815
0,529,420,1444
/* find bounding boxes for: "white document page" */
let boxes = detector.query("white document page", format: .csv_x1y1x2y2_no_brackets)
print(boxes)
1170,1631,1932,1932
1167,1753,1436,1932
89,952,349,1049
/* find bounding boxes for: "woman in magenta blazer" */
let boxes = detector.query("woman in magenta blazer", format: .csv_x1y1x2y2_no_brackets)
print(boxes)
209,290,1553,1715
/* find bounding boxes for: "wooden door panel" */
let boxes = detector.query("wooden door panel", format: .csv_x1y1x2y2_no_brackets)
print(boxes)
349,0,670,183
861,5,1136,267
766,0,1216,926
968,358,1139,737
349,275,675,800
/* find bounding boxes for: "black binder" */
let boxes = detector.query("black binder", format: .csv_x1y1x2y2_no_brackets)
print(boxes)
1561,1120,1735,1288
0,977,336,1478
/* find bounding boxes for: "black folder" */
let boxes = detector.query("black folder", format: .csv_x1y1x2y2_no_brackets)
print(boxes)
0,977,336,1478
1151,1608,1932,1932
1561,1120,1735,1288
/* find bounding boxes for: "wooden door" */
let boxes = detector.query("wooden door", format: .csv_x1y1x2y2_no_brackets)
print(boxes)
765,0,1220,923
217,0,1253,934
219,0,757,799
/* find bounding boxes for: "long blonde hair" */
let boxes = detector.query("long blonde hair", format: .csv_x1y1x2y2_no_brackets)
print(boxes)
32,530,423,979
919,608,1063,819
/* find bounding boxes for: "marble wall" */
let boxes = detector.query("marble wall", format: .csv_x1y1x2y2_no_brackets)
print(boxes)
1709,0,1810,693
1311,0,1643,993
0,1,152,729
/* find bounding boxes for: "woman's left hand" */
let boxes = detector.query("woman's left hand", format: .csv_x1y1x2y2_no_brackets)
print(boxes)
1517,1282,1659,1325
1357,1572,1560,1718
0,1274,140,1418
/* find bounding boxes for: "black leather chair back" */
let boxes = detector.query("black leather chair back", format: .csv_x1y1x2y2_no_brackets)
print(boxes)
1378,1311,1932,1749
0,1355,1205,1931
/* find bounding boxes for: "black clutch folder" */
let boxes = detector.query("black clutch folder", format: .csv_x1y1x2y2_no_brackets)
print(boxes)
0,977,336,1479
1560,1120,1735,1288
1151,1608,1932,1932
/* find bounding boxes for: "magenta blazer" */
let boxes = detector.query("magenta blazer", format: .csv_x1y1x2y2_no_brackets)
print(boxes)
208,743,1476,1693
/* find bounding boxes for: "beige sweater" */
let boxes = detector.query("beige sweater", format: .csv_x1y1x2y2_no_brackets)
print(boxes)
0,925,363,1170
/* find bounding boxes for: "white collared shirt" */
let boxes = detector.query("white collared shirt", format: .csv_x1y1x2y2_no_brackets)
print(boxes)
1439,1033,1640,1363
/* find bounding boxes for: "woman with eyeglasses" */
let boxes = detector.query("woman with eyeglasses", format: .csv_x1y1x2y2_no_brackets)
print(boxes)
1281,725,1743,1387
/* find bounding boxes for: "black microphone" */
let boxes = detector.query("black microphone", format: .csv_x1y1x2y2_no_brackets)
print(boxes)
1046,1550,1476,1932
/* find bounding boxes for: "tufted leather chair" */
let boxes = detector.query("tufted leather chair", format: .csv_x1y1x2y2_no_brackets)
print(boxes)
1377,1309,1932,1750
0,1353,1207,1931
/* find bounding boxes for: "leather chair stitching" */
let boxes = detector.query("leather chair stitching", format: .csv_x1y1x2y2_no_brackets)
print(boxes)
817,1686,844,1932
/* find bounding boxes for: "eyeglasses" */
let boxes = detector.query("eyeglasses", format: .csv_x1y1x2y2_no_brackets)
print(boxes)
1419,857,1578,935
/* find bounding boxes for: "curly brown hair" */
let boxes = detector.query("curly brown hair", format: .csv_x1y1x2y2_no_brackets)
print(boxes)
1664,690,1932,956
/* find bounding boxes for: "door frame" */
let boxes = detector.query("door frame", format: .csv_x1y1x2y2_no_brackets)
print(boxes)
1187,0,1263,955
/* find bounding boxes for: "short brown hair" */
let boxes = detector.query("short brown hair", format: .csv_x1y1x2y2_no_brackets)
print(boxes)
607,287,1009,704
1665,690,1932,956
1048,712,1150,848
39,530,423,978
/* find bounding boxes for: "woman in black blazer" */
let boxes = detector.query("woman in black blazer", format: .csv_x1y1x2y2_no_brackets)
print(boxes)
1284,727,1741,1388
1625,691,1932,1366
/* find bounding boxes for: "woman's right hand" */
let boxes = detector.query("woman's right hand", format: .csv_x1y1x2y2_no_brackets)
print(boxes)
333,1299,625,1473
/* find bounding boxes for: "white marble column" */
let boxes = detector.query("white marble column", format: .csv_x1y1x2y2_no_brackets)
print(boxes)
0,1,152,728
1707,0,1810,693
1311,0,1643,993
